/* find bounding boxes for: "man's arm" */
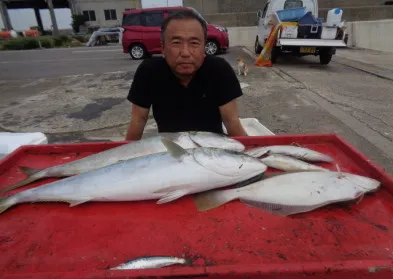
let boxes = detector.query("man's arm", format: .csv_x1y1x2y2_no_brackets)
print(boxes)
125,104,150,141
125,60,153,140
219,99,247,137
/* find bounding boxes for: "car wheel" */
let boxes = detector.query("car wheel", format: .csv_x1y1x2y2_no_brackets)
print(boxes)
129,44,146,60
319,47,333,65
271,46,280,63
255,36,262,54
205,40,219,55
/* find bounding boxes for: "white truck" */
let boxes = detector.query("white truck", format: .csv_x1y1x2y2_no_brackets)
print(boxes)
255,0,347,65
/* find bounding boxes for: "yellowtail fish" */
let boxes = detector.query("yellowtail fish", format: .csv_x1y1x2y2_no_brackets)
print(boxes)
1,131,245,193
0,139,267,215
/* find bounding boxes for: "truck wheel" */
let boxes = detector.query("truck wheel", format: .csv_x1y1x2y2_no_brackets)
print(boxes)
319,48,333,65
271,46,280,63
255,36,262,54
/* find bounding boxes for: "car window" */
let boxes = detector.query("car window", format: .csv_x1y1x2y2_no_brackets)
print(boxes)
122,13,141,26
284,0,303,9
143,12,165,27
262,3,269,18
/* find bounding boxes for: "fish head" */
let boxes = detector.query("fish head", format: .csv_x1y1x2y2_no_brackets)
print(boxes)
188,131,245,152
343,173,381,192
192,147,267,178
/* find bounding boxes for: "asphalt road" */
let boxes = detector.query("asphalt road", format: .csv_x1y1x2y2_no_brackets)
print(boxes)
0,45,137,80
1,45,393,175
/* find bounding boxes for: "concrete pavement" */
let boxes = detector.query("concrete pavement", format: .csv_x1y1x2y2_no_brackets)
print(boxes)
0,45,136,80
1,46,393,175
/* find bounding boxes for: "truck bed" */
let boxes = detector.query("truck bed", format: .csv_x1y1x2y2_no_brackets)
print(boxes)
0,134,393,279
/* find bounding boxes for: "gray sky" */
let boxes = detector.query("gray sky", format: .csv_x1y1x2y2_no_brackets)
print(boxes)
0,0,183,31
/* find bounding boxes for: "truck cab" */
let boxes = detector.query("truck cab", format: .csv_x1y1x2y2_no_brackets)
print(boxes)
255,0,347,65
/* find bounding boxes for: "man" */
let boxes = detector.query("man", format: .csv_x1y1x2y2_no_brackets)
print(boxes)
125,9,247,140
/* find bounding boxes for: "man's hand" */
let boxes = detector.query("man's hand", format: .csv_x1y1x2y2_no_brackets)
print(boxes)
125,104,150,141
219,99,247,137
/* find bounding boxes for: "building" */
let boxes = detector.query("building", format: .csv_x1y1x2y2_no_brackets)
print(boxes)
70,0,142,27
0,0,142,33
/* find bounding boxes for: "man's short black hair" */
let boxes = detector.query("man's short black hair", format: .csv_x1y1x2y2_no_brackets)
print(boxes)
160,9,208,43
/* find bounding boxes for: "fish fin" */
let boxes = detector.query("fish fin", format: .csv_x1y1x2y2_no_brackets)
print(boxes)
156,189,189,204
161,138,188,159
153,185,189,194
0,176,41,193
68,200,90,207
19,166,41,176
239,198,324,217
0,197,13,215
0,166,43,193
193,189,237,212
355,192,365,204
234,173,264,188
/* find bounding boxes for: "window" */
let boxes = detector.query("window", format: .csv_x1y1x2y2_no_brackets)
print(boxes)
122,13,141,26
83,10,96,21
261,3,268,18
143,12,165,27
284,0,303,9
104,9,117,21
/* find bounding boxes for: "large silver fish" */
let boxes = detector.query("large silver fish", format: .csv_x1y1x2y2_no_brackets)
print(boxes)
245,145,334,162
0,139,266,215
109,256,191,270
1,131,245,193
261,154,330,172
194,171,380,215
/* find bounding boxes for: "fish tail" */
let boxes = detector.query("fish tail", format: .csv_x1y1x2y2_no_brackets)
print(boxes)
0,167,42,193
184,258,193,266
193,189,238,212
0,196,15,215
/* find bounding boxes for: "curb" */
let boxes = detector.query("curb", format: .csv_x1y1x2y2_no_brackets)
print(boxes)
333,57,393,82
242,46,393,82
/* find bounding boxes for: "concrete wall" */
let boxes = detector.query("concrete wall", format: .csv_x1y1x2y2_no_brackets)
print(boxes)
185,0,393,27
226,19,393,53
184,0,265,14
227,26,257,49
318,0,387,8
346,19,393,52
204,6,393,27
320,6,393,22
74,0,141,27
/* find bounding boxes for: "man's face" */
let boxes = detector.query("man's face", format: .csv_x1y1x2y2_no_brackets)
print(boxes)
162,18,206,78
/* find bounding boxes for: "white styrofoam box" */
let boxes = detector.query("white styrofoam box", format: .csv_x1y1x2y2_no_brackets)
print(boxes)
0,132,48,158
321,27,338,39
222,118,275,136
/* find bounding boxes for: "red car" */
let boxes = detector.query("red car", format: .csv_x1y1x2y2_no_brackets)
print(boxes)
121,6,229,59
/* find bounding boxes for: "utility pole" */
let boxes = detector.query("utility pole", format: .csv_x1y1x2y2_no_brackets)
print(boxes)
46,0,59,36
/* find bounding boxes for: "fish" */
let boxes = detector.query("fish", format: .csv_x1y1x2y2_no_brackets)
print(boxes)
0,139,267,215
245,145,334,162
1,131,245,193
109,256,191,270
193,171,380,216
260,154,330,172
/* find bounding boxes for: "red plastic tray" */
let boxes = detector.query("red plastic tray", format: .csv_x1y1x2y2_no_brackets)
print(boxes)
1,134,393,279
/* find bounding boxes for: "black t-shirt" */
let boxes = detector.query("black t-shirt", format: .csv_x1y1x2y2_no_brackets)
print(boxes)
127,55,243,134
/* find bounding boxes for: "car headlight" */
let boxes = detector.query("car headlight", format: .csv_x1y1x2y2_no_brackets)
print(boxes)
215,26,227,32
281,26,298,38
